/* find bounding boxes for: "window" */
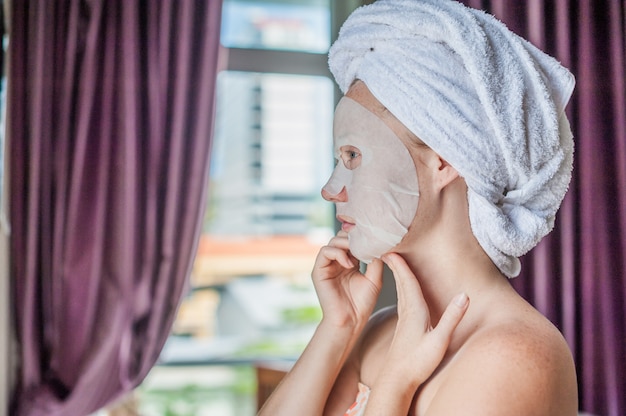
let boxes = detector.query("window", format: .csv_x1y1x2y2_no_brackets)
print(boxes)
221,0,330,52
129,2,357,415
206,71,333,237
0,34,7,217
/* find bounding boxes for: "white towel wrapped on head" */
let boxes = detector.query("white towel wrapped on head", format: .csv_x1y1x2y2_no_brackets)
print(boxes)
328,0,575,278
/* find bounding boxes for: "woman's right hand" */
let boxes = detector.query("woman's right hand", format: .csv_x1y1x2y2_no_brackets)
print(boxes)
258,231,382,416
312,231,384,330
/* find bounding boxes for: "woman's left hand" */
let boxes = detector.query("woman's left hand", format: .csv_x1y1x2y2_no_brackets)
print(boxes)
378,252,469,390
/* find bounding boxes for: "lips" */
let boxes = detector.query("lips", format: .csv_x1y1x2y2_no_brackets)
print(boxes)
337,215,356,232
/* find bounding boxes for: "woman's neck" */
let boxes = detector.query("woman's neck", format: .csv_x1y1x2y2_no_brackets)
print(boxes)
391,174,517,328
396,231,511,327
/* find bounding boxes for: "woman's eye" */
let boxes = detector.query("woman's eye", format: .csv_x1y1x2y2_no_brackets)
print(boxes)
339,146,362,170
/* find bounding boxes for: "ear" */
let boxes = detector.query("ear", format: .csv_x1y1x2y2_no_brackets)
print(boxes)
434,155,460,191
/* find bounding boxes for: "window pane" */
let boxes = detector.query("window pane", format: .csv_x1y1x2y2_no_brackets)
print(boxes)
207,71,334,238
0,35,7,206
161,71,335,366
221,0,331,53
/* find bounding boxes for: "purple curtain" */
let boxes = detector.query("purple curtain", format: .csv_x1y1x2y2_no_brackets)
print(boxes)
461,1,626,415
8,1,223,415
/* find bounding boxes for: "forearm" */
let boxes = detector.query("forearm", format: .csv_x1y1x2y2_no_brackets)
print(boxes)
363,372,421,416
257,319,362,416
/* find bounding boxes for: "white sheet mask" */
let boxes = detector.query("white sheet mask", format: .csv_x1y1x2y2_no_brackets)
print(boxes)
323,97,420,263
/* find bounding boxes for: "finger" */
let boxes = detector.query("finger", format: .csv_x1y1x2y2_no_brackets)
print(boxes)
336,230,349,238
327,234,350,249
315,245,356,270
383,253,427,312
431,293,469,341
364,258,384,289
327,233,360,266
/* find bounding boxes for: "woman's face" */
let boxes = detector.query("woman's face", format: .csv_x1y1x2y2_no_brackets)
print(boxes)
321,95,420,263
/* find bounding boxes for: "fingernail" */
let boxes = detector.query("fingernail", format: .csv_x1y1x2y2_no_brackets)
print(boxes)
454,293,469,307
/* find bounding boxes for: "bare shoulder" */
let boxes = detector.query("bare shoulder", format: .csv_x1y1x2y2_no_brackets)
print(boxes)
426,313,578,415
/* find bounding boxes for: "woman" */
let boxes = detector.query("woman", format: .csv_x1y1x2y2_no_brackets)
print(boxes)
258,0,578,414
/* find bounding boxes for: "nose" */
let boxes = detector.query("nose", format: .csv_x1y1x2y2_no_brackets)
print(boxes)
321,186,348,202
322,162,352,202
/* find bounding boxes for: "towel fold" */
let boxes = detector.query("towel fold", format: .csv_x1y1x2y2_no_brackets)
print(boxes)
328,0,575,277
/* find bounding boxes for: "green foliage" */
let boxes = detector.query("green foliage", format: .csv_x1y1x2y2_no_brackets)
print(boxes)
137,366,256,416
281,305,322,324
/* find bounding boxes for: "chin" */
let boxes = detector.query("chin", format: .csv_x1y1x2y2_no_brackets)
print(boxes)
348,233,390,264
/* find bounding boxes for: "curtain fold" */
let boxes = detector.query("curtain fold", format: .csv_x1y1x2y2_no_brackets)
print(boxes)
9,1,223,415
460,1,626,415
